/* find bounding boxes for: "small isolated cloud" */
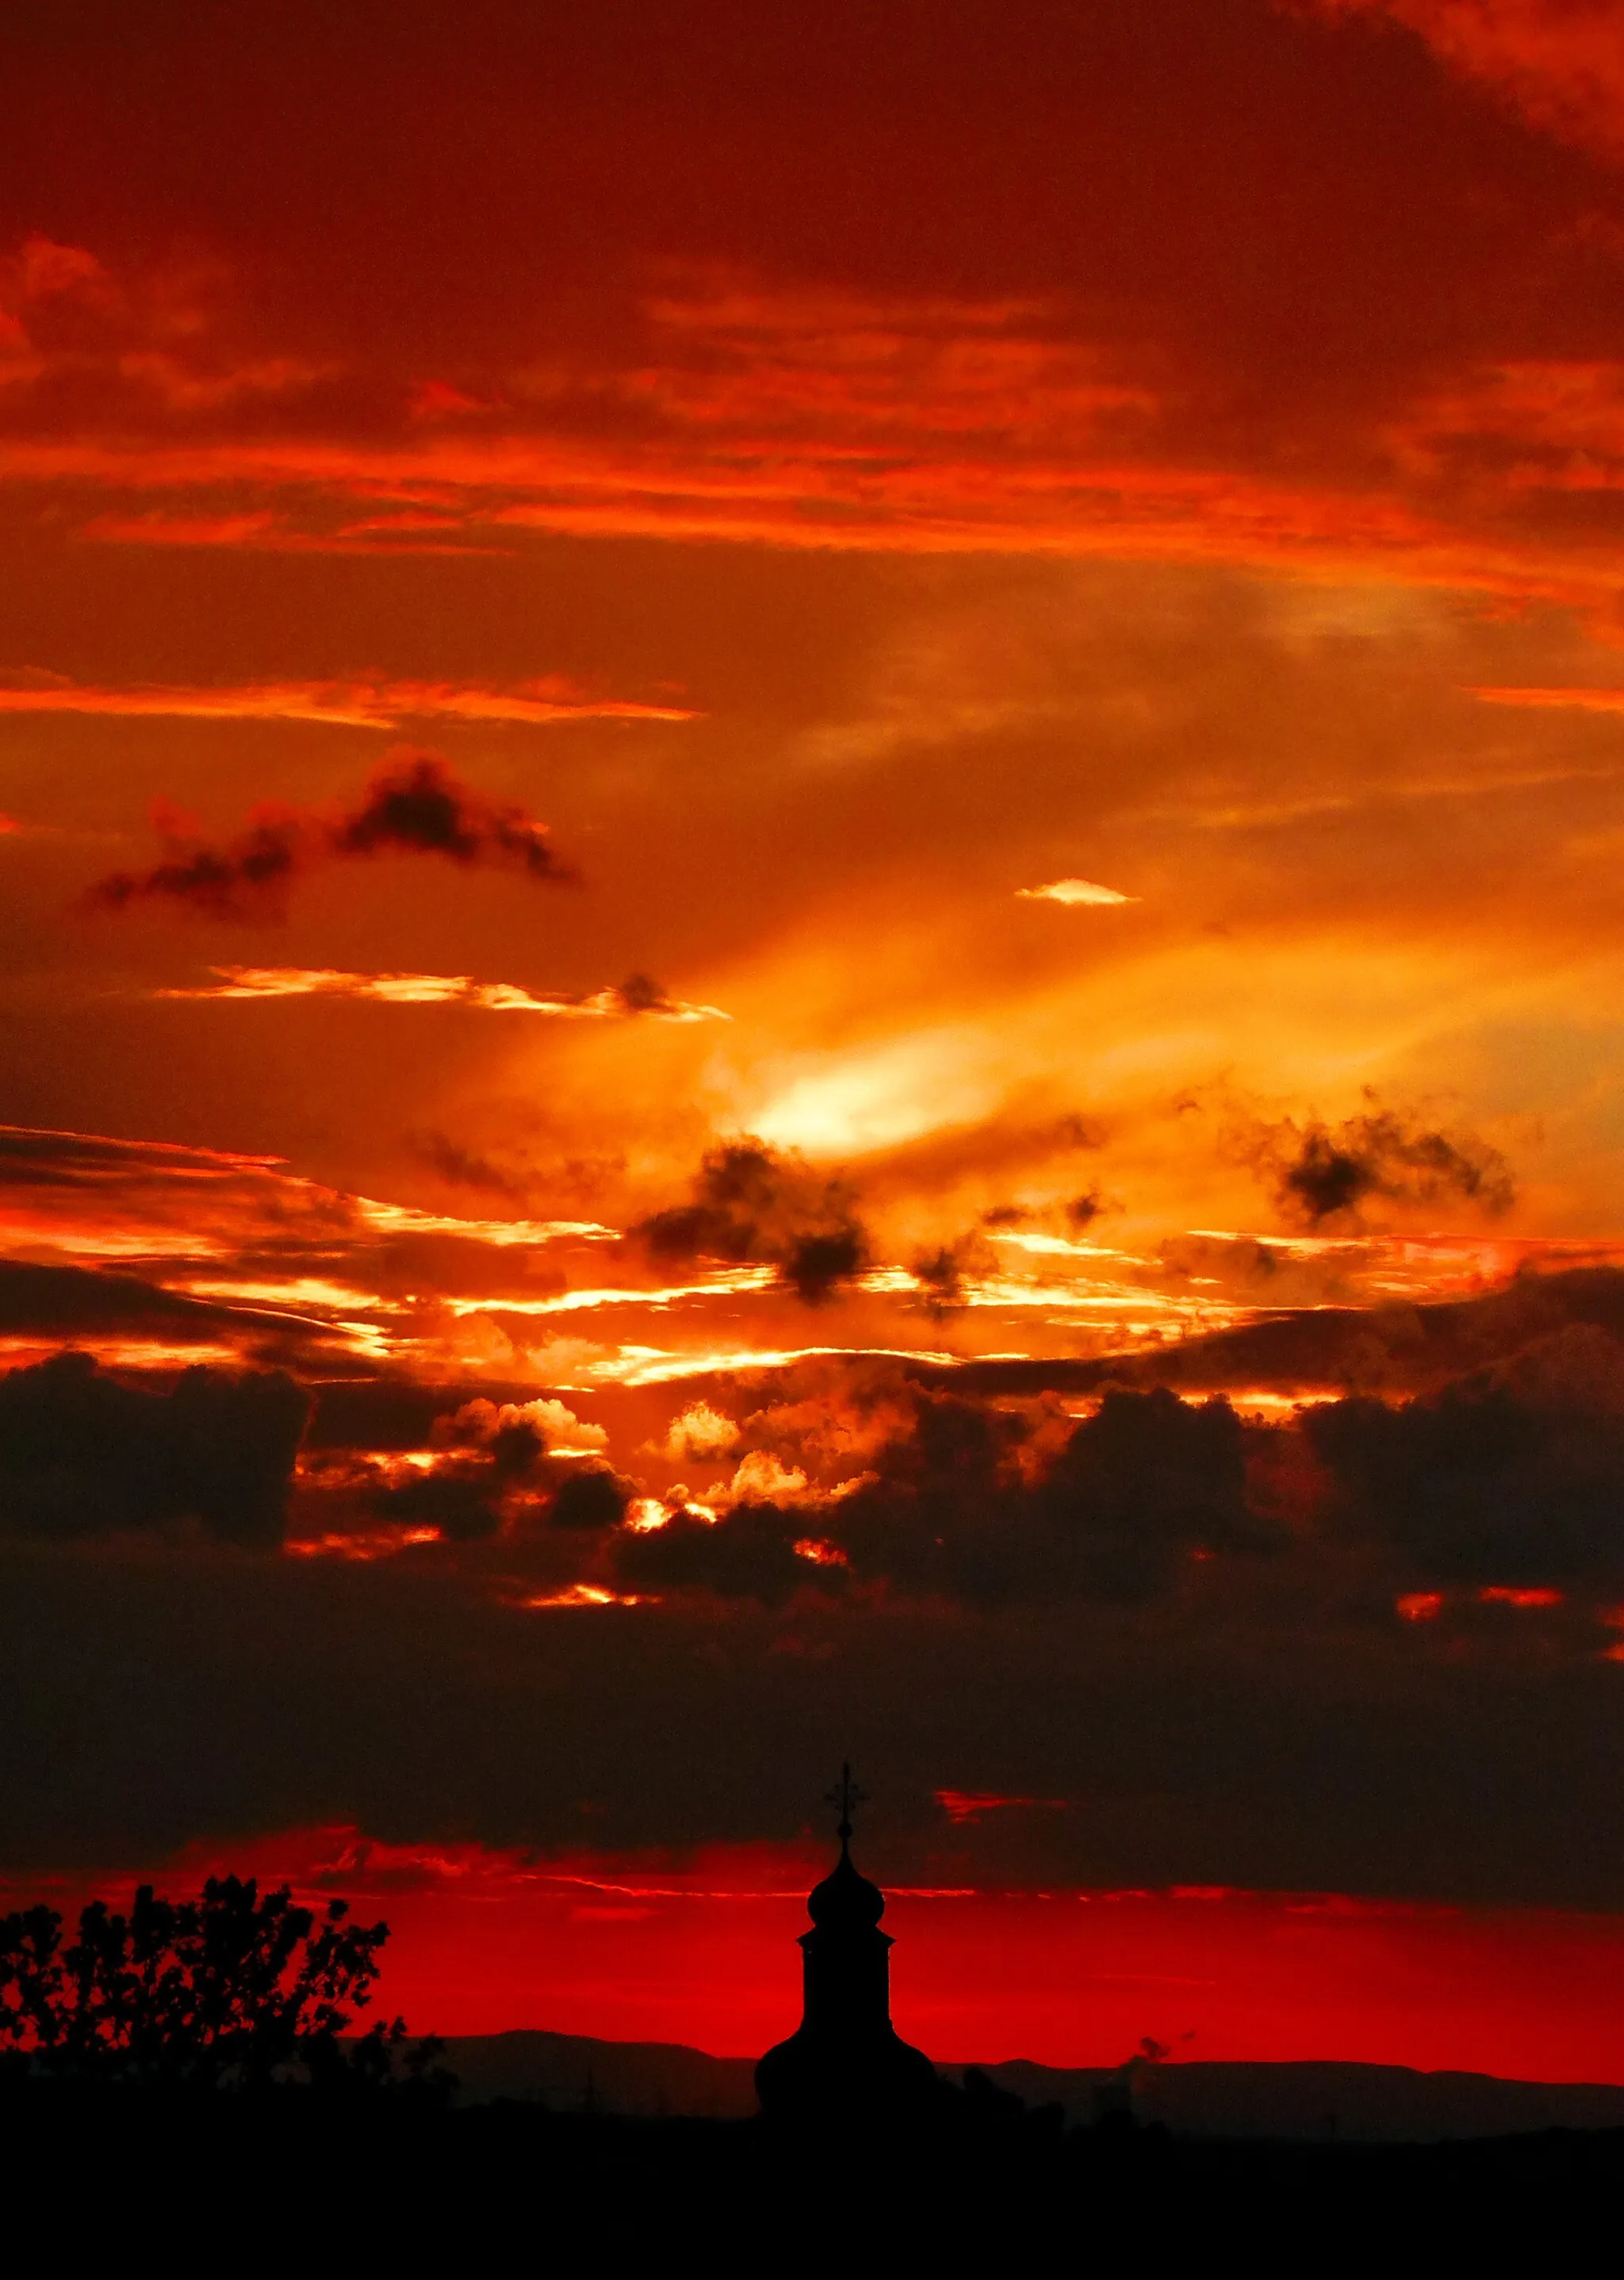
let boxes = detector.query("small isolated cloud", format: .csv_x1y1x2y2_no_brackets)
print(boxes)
633,1139,871,1305
86,751,573,918
1243,1098,1516,1228
156,967,729,1021
662,1401,741,1464
1016,878,1138,906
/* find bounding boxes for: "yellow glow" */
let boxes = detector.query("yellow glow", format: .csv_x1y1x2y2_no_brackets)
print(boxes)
446,1267,777,1318
519,1584,653,1608
794,1537,851,1567
592,1342,960,1385
752,1029,1004,1155
354,1197,617,1244
993,1231,1138,1259
961,1274,1251,1324
175,1274,390,1310
159,968,729,1021
0,673,698,726
1015,878,1138,906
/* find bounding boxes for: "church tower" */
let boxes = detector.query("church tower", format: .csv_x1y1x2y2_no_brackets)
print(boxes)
756,1765,940,2125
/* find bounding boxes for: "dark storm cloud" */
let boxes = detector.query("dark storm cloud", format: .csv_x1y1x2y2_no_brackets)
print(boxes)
1247,1101,1515,1228
633,1140,871,1305
361,1395,630,1542
596,1305,1624,1610
284,1271,1624,1609
8,1537,1624,1908
614,1500,820,1604
1306,1336,1624,1588
611,1384,1277,1609
366,1427,546,1542
549,1466,630,1531
0,1350,308,1546
328,753,569,877
8,1311,1624,1902
86,753,573,919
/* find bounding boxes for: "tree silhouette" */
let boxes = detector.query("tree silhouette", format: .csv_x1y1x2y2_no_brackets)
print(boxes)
0,1875,416,2090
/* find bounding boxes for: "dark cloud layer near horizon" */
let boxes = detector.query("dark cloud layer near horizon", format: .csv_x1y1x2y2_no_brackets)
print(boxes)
0,1267,1622,1902
4,1535,1624,1910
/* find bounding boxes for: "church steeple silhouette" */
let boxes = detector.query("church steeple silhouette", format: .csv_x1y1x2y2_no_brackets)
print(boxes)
755,1765,940,2124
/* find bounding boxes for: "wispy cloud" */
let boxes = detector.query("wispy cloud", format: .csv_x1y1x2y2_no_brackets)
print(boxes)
79,509,500,556
1016,878,1138,906
156,967,730,1021
87,753,573,919
0,673,695,728
1469,686,1624,715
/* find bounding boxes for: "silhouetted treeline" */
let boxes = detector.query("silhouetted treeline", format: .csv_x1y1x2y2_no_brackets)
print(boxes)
0,1874,444,2093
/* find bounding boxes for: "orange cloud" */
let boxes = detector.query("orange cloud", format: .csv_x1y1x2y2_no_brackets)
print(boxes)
7,422,1588,623
157,967,729,1021
0,673,695,727
77,509,500,555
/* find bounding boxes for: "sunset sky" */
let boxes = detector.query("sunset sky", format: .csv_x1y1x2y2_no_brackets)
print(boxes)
8,0,1624,2078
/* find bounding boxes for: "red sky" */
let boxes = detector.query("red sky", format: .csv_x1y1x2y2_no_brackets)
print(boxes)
6,0,1624,2081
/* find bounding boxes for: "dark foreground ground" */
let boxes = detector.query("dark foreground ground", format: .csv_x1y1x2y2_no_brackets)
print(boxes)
3,2085,1620,2262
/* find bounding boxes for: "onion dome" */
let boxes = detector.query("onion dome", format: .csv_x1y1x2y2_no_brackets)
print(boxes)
806,1841,886,1930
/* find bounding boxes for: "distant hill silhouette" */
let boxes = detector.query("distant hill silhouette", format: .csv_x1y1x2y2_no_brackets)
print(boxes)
435,2029,1624,2140
954,2058,1624,2141
436,2029,757,2116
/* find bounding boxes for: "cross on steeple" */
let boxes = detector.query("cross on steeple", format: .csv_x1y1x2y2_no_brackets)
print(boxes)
824,1761,868,1852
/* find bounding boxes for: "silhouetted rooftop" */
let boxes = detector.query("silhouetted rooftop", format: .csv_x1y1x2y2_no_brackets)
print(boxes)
806,1843,885,1933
